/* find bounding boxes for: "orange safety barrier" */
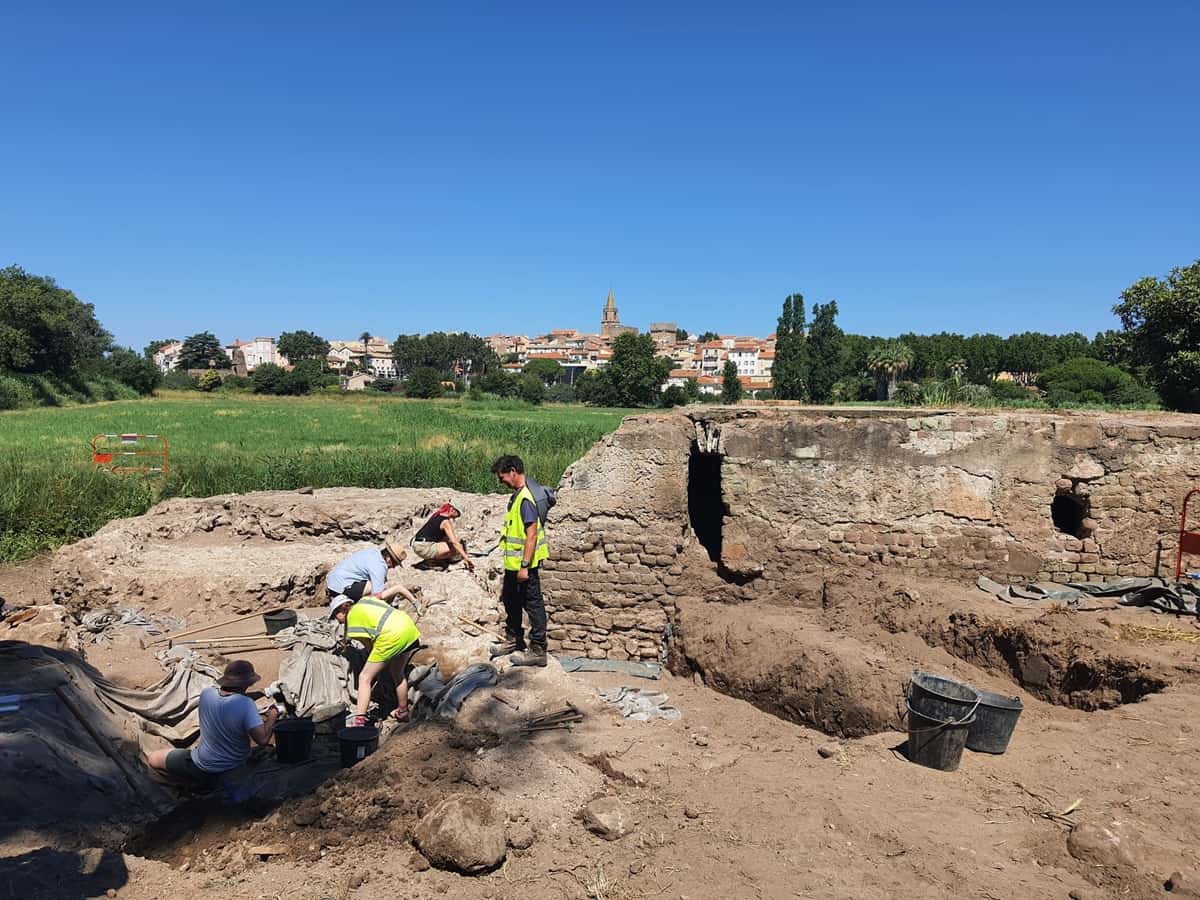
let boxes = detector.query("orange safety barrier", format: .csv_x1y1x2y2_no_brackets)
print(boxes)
1176,488,1200,582
91,433,169,475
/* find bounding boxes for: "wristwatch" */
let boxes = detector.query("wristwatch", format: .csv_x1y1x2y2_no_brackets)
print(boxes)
520,560,531,569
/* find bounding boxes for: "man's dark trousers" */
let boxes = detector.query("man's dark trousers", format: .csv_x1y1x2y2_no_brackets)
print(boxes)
500,568,547,650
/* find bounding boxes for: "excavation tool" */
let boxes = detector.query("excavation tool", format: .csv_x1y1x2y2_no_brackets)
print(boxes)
150,608,283,646
520,703,584,733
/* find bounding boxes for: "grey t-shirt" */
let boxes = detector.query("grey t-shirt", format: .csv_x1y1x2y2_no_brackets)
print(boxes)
327,548,388,594
190,687,263,774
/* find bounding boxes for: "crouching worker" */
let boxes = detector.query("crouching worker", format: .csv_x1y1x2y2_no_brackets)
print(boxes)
330,594,421,725
411,502,474,571
145,660,277,785
326,536,420,608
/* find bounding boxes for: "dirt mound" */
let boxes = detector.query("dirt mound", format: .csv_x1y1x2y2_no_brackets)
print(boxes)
50,487,509,621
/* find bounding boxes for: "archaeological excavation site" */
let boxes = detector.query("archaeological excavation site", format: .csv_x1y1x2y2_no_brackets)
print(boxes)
5,406,1200,900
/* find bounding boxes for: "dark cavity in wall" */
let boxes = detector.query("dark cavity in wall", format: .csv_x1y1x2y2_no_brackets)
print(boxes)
1051,491,1089,538
688,447,724,563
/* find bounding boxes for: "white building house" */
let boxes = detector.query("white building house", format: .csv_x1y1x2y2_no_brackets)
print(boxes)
152,341,183,373
226,337,286,373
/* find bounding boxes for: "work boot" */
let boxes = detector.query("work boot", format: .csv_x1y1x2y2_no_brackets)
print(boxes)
510,646,548,668
489,639,522,660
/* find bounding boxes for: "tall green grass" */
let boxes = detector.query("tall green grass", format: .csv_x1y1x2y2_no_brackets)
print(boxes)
0,393,632,562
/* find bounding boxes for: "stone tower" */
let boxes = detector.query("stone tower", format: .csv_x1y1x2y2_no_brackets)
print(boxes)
600,289,636,339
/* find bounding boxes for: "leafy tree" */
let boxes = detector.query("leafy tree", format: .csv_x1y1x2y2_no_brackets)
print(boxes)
772,293,809,401
277,330,330,362
177,332,231,370
1091,329,1133,369
696,331,720,343
1114,260,1200,412
478,371,517,397
675,328,689,342
721,360,743,403
196,370,222,392
683,377,701,403
1036,357,1136,404
575,368,620,407
517,373,546,405
98,347,162,395
251,363,288,395
393,332,499,380
545,383,576,403
284,359,327,394
162,369,198,390
0,266,112,374
406,366,443,399
588,333,681,408
660,384,688,407
963,333,1004,383
831,375,873,403
867,340,914,400
143,339,175,360
839,333,874,380
806,301,844,403
523,358,563,385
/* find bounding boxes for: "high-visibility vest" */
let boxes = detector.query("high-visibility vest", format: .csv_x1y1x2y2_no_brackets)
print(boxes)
499,485,549,571
345,596,419,646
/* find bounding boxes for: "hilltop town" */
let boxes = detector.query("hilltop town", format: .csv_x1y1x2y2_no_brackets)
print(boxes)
149,290,776,396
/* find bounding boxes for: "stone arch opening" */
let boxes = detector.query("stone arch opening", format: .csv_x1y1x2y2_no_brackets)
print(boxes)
1051,491,1089,538
687,448,724,563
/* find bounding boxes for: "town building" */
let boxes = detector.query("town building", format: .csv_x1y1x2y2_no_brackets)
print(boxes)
600,290,637,340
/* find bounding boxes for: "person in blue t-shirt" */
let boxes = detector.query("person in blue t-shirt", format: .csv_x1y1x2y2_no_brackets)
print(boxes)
325,536,420,607
144,660,277,784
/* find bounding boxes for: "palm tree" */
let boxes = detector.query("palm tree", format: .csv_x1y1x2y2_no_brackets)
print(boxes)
867,340,915,400
359,331,372,353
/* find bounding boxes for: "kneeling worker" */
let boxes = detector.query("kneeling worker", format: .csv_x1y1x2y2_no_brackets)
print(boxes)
411,502,474,571
330,594,421,725
326,536,420,608
145,660,277,784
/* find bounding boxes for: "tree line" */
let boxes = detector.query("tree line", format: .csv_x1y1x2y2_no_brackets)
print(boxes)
4,259,1197,411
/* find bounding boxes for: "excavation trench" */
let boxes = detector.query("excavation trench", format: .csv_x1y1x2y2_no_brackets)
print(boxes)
668,596,1171,739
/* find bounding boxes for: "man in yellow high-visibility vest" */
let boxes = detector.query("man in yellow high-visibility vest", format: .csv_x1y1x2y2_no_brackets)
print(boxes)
489,454,549,667
329,594,421,724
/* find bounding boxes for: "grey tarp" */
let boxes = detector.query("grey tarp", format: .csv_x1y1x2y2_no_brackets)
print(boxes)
557,655,662,680
977,575,1200,615
92,648,220,743
408,662,499,720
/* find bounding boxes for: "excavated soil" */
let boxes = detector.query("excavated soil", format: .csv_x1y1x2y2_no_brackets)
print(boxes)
5,488,1200,899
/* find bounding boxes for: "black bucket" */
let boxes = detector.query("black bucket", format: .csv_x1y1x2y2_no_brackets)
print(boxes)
909,671,979,722
263,609,298,635
966,689,1023,754
338,725,378,767
274,717,315,764
905,701,975,772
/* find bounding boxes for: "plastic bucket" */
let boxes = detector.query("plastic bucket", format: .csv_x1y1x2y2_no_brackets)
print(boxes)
263,609,298,635
966,689,1023,754
274,717,315,764
337,725,379,767
905,701,975,772
909,671,979,722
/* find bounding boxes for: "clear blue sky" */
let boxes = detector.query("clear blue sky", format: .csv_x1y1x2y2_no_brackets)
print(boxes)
4,1,1197,351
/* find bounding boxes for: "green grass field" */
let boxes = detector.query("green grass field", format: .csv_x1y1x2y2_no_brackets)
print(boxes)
0,392,633,562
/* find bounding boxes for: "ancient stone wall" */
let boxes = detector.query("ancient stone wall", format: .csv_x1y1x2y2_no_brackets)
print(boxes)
541,408,1200,660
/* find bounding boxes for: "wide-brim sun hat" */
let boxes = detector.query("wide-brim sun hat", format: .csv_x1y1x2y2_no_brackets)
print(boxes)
217,659,261,689
384,536,407,562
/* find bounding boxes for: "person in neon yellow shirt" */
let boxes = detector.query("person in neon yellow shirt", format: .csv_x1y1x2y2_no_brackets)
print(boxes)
329,594,421,724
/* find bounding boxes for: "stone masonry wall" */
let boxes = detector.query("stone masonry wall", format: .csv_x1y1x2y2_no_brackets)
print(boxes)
540,408,1200,660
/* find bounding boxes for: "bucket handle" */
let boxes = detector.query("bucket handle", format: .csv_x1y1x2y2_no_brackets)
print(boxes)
898,697,981,734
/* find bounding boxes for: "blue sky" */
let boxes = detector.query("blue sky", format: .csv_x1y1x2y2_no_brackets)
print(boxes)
3,1,1197,350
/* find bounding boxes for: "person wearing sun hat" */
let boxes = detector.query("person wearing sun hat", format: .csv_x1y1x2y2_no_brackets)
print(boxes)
143,660,278,784
328,593,422,725
410,501,474,570
325,535,420,607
